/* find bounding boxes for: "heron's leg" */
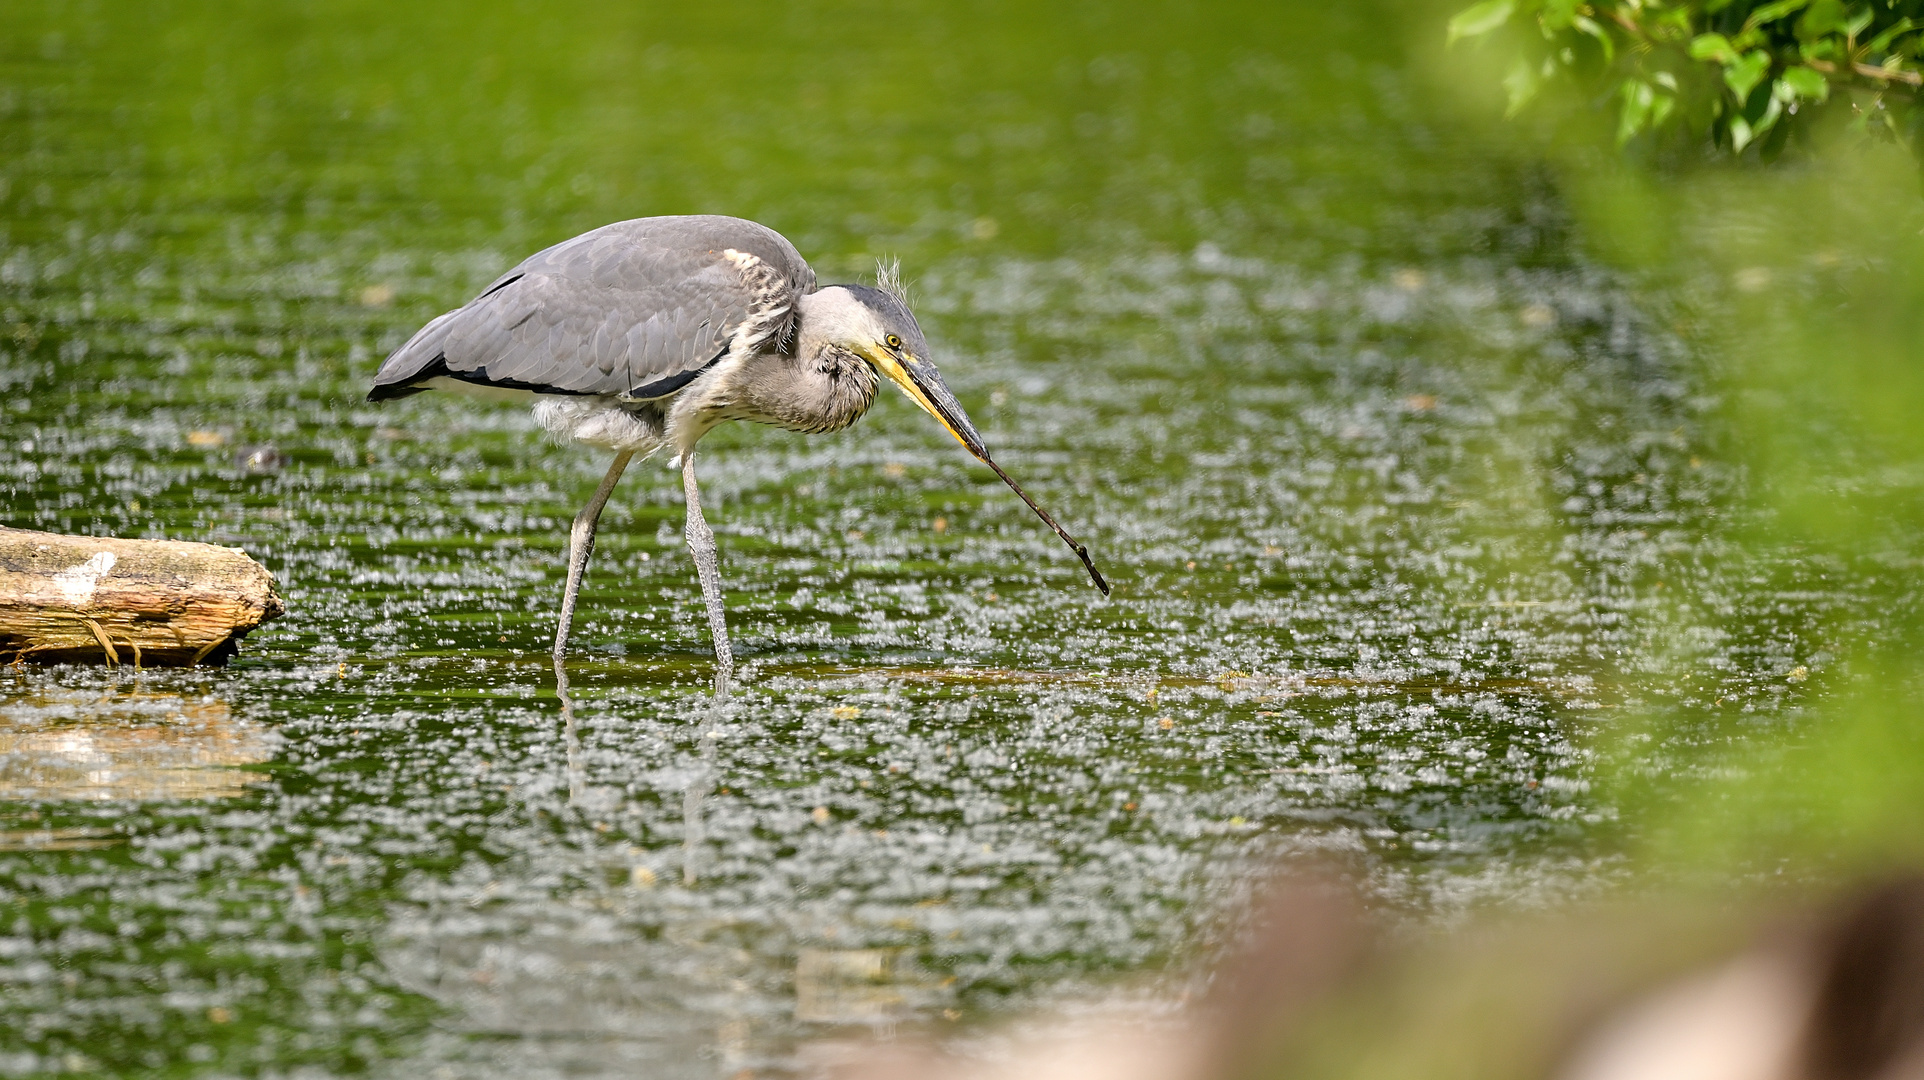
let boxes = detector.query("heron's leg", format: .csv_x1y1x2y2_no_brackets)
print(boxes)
553,450,635,662
680,450,734,698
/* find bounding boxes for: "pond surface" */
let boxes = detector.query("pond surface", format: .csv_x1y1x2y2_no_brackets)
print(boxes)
0,2,1884,1076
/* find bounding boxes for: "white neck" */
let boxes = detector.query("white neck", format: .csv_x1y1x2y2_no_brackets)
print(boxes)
796,287,880,359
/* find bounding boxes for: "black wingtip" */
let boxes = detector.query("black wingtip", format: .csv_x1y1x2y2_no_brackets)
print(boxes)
365,382,428,403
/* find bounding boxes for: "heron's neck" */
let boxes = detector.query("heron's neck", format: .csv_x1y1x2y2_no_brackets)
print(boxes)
794,286,869,362
717,286,877,435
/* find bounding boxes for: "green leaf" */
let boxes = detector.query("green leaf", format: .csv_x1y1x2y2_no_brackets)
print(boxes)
1539,0,1580,31
1801,37,1842,61
1867,18,1917,54
1729,114,1753,149
1649,91,1677,131
1503,57,1540,117
1618,79,1656,146
1655,9,1695,42
1845,8,1874,37
1732,93,1785,152
1796,0,1847,40
1571,15,1614,62
1448,0,1517,44
1690,33,1739,65
1744,0,1810,33
1758,107,1794,160
1725,51,1773,101
1780,65,1831,101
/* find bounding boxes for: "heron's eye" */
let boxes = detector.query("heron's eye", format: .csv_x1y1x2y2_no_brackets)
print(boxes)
885,334,902,350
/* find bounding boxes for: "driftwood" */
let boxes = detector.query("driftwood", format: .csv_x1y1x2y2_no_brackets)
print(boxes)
0,527,284,666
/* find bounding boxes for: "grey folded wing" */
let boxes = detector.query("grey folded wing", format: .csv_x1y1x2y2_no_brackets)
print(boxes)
367,215,815,402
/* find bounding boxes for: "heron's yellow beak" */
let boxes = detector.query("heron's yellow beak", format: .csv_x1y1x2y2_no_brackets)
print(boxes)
861,341,1111,597
866,347,990,463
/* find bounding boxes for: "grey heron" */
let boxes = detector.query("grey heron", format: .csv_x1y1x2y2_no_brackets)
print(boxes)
366,215,1107,694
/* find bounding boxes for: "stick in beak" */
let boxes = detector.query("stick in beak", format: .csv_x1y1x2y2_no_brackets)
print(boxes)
874,350,1111,596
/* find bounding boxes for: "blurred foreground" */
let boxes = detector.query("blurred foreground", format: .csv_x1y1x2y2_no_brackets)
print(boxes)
846,871,1924,1080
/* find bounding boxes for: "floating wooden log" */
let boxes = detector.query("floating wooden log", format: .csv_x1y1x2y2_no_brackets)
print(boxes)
0,527,285,666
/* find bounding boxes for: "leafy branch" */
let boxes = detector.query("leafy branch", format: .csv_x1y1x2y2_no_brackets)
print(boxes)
1449,0,1924,158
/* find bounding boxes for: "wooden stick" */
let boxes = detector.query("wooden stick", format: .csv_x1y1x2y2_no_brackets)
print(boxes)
0,527,285,666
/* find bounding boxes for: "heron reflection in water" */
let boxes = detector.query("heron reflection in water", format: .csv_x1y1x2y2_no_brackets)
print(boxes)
368,215,1107,695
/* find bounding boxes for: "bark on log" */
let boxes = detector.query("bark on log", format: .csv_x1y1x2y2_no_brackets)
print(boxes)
0,527,285,666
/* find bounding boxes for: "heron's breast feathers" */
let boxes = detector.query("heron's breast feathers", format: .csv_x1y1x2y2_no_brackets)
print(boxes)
689,344,876,438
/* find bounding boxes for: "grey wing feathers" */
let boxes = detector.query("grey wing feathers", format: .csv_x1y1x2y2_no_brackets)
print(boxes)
367,216,815,401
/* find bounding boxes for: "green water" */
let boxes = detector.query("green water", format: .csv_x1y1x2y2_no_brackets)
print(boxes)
0,1,1874,1075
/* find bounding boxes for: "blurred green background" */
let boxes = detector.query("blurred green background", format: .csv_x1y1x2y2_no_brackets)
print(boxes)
3,0,1922,1076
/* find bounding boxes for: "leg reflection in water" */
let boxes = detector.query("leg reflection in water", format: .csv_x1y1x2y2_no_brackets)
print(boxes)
555,658,585,808
682,704,720,887
552,658,717,886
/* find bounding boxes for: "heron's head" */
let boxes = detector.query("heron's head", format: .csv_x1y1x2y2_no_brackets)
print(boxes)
803,276,1111,597
827,282,992,465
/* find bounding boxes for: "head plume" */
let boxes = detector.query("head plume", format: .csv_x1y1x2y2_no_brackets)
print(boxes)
875,257,911,309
